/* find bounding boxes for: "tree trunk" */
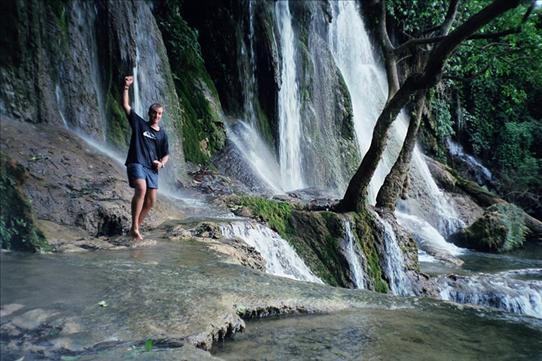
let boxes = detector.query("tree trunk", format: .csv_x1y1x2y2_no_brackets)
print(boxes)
337,75,422,212
376,91,426,210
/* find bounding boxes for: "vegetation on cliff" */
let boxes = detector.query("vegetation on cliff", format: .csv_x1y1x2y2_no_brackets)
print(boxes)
154,0,225,166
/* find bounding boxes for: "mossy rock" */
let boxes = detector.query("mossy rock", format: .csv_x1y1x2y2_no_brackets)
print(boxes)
450,203,527,252
0,153,50,252
229,196,390,290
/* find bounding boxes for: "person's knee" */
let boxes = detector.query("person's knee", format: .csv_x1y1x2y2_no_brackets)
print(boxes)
144,197,155,209
133,181,146,197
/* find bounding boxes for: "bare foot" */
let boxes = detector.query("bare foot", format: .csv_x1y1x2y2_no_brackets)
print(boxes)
130,228,144,241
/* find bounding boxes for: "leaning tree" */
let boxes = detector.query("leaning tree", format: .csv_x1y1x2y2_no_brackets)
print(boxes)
337,0,536,212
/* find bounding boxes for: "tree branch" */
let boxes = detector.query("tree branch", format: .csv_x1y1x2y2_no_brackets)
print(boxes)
468,27,521,39
419,0,461,36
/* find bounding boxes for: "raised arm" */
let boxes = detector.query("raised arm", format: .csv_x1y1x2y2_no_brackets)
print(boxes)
122,75,134,115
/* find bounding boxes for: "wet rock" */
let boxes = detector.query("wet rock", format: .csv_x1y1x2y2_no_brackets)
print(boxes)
0,119,182,250
10,308,55,330
0,304,24,318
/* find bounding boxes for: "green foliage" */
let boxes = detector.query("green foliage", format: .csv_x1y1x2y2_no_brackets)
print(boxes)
387,1,542,217
386,0,449,34
154,0,225,165
0,153,50,252
144,339,153,352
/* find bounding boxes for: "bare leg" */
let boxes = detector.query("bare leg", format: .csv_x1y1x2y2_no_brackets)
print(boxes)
138,188,157,229
130,179,147,240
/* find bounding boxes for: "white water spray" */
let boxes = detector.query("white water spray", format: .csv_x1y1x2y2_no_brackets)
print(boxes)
226,121,284,194
220,221,322,284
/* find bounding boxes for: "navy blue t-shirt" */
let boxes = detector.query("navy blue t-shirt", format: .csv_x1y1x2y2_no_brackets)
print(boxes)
125,110,169,169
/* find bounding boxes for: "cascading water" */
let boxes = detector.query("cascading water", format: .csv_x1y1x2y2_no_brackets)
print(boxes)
225,121,283,194
342,220,366,289
373,212,412,296
220,221,322,284
436,269,542,318
133,44,143,117
275,1,305,191
395,211,464,264
447,139,493,186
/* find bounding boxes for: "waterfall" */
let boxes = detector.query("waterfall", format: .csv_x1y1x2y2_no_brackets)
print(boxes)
374,213,412,296
220,221,322,284
329,1,403,203
225,121,284,194
55,84,69,129
437,269,542,318
72,1,107,138
241,0,258,127
342,220,366,289
275,1,305,191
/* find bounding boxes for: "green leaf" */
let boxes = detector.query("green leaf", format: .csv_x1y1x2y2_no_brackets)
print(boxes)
144,338,153,352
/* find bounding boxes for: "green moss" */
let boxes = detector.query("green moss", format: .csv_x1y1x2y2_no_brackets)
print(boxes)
106,92,130,149
0,153,50,252
49,0,70,50
353,210,389,293
237,196,293,236
228,196,392,290
155,2,225,165
452,203,527,252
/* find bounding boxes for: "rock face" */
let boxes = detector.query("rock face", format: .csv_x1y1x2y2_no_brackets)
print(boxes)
450,204,528,252
0,118,180,247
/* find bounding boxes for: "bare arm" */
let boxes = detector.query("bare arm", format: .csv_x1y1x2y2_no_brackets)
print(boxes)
122,75,134,115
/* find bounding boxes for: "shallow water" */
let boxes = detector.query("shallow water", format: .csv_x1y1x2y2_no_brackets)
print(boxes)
3,235,542,360
213,307,542,361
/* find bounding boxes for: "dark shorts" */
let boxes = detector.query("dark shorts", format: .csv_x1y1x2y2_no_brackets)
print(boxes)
126,163,159,189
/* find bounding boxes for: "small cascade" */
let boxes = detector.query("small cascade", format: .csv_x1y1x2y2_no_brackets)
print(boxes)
220,221,322,284
275,0,305,191
436,269,542,318
341,220,366,289
54,84,69,128
447,139,493,186
410,150,465,236
374,213,412,296
395,211,465,263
